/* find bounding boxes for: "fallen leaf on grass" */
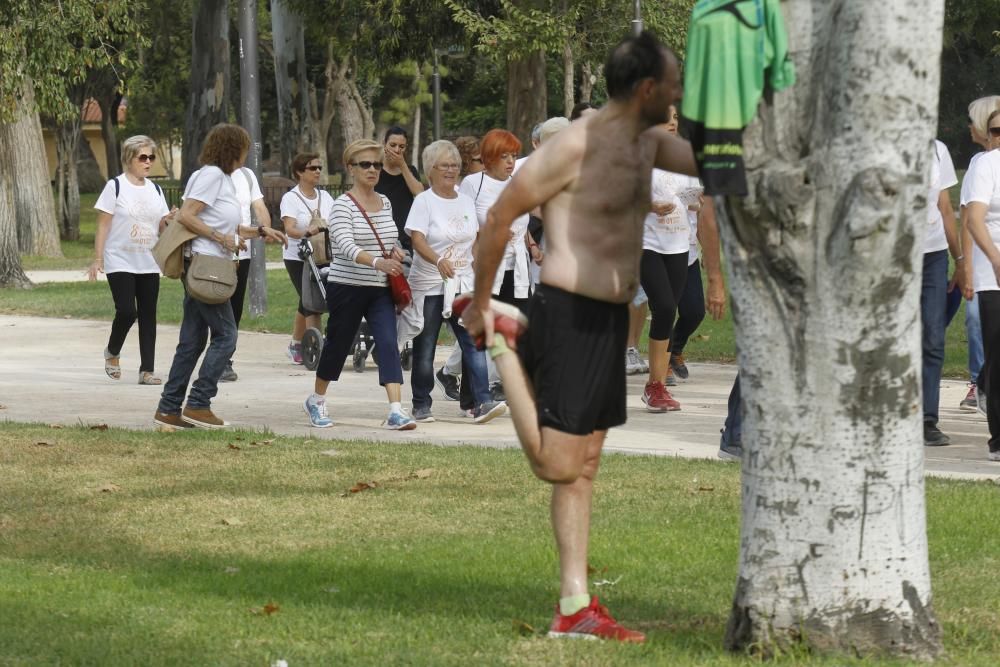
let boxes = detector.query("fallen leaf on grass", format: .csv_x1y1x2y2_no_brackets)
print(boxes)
694,334,711,341
411,468,433,479
48,424,63,429
221,517,244,526
343,481,377,497
89,424,109,431
251,439,275,446
249,602,281,616
512,619,537,636
155,425,179,433
33,441,56,447
698,486,715,492
319,449,339,457
228,444,241,450
587,564,608,576
99,483,121,493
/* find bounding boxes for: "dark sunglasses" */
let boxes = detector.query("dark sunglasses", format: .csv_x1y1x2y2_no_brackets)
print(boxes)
351,161,383,170
304,165,323,171
137,154,156,163
989,127,1000,137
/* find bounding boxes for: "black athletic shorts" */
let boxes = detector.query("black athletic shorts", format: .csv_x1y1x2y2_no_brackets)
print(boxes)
518,283,629,436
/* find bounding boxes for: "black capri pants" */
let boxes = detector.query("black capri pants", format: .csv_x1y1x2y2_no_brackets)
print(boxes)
639,249,689,341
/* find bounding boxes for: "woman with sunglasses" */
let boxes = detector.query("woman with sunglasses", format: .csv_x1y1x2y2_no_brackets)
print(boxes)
89,135,174,385
964,106,1000,462
303,139,415,430
403,140,505,424
279,153,335,364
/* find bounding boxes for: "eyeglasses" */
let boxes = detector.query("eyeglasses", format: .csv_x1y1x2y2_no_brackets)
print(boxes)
137,154,156,163
305,165,323,172
989,127,1000,137
434,163,461,172
351,161,383,170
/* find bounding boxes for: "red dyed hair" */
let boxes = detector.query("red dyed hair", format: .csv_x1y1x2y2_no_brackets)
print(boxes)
479,129,522,170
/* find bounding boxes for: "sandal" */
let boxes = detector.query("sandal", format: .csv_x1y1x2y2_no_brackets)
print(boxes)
138,371,162,386
104,348,121,380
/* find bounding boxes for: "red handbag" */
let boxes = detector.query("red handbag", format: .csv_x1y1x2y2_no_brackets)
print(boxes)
345,193,412,309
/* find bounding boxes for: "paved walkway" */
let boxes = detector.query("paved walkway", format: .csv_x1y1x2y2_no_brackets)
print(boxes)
2,305,998,482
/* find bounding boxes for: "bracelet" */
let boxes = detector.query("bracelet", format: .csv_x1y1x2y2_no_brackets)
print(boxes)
436,256,446,267
258,226,267,238
371,257,380,269
954,254,964,262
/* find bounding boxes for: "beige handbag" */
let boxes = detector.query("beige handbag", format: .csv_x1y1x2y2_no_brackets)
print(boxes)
185,253,238,304
293,191,329,265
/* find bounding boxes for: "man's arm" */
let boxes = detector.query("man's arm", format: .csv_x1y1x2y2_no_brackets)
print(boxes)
650,126,697,176
697,198,726,320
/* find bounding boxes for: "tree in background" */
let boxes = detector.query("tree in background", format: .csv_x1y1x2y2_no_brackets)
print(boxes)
718,0,943,658
378,60,438,165
182,0,231,184
0,0,144,286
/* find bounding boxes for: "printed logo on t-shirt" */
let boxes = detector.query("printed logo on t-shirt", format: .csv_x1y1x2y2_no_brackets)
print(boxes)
128,222,157,251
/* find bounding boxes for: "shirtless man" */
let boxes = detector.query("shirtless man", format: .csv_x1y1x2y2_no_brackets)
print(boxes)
460,31,696,643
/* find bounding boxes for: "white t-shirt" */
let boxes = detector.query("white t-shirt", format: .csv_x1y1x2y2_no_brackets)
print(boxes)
458,172,529,268
961,152,984,208
967,150,1000,292
404,189,478,295
231,168,264,260
183,166,242,259
924,140,958,254
279,186,335,262
94,177,169,274
642,169,692,255
686,208,700,266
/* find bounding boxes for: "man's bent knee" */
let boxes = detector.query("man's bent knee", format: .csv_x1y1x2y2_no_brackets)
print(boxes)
530,459,585,484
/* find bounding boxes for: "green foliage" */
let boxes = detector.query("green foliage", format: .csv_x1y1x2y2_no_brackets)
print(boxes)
378,60,439,128
0,0,148,122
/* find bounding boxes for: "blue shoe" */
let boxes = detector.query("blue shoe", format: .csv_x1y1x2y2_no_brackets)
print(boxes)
412,406,435,423
384,410,417,431
304,395,333,428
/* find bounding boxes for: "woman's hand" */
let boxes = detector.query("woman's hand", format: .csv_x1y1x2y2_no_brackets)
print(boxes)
261,227,288,248
437,257,455,279
374,256,404,276
159,207,178,232
529,244,543,266
390,246,407,262
213,231,239,254
306,224,323,237
86,259,103,282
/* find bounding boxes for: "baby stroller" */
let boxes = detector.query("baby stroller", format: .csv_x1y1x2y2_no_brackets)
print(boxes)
298,234,328,371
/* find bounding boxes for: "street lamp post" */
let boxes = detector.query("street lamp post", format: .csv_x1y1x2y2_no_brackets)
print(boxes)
632,0,643,35
431,46,465,142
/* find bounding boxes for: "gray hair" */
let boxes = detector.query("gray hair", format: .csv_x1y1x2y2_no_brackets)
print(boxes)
539,117,570,144
530,123,543,144
969,96,1000,139
422,140,461,175
121,135,156,168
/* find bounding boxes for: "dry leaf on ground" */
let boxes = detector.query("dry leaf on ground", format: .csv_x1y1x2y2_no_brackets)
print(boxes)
48,424,63,429
33,441,56,447
412,469,433,479
221,517,243,526
251,439,275,446
228,444,241,450
698,486,715,492
89,424,109,431
99,483,121,493
344,481,377,496
512,619,537,636
319,449,339,457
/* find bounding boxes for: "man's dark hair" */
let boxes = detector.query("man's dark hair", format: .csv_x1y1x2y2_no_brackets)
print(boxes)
570,102,594,121
604,31,669,101
383,126,408,143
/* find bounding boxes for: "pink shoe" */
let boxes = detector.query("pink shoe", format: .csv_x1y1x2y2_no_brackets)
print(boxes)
453,293,528,349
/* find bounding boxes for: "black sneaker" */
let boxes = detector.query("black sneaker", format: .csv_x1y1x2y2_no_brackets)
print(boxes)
473,400,507,424
718,429,742,462
435,368,460,401
923,423,951,447
490,382,506,403
400,344,413,371
219,362,238,382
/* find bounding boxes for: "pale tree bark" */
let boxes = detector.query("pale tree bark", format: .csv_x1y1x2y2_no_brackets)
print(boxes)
0,84,61,257
0,166,31,288
579,61,596,104
562,41,574,117
182,0,230,184
55,116,82,241
722,0,944,659
335,57,374,148
310,43,349,184
506,50,547,149
271,0,315,178
411,103,422,165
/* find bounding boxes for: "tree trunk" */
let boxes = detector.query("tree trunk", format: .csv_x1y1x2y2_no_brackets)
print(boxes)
0,160,31,288
55,118,82,242
182,0,230,184
271,0,313,178
97,92,123,179
312,42,347,185
506,50,546,149
411,103,422,166
77,130,106,194
580,61,595,104
722,0,944,659
562,40,574,117
335,57,374,151
0,84,61,257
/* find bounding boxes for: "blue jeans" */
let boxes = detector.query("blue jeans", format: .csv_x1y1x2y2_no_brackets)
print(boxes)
411,294,491,410
966,293,984,382
721,373,742,448
921,249,948,425
316,282,402,386
158,291,238,413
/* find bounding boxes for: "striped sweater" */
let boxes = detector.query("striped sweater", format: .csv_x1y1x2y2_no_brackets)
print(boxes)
327,193,399,287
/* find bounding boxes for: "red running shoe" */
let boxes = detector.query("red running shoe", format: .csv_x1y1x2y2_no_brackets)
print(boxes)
453,293,528,349
642,380,681,412
547,597,646,643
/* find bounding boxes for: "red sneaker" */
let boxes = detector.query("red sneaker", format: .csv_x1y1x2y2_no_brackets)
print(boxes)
548,597,646,643
642,381,681,412
453,293,528,349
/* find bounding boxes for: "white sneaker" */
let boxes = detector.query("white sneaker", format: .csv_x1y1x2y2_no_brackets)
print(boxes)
988,450,1000,462
625,347,642,375
304,394,333,428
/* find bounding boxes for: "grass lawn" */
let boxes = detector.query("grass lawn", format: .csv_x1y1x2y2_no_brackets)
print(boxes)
0,423,997,665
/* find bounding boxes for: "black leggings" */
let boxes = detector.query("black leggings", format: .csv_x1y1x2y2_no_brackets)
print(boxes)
230,258,251,328
639,250,688,341
497,269,529,313
106,271,159,372
284,259,319,317
671,259,706,355
978,291,1000,452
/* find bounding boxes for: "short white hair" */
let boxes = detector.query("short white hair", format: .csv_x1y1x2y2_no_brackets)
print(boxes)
969,96,1000,138
539,117,570,144
121,135,156,168
422,140,460,173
